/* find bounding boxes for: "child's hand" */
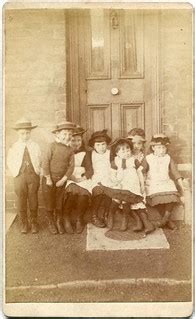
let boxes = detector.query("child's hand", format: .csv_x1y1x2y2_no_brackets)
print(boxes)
180,196,185,206
76,176,86,183
46,176,53,187
56,176,67,187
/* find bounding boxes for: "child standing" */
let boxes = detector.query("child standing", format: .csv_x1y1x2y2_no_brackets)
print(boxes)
145,134,185,229
42,121,75,235
63,126,89,234
7,118,41,234
99,138,155,234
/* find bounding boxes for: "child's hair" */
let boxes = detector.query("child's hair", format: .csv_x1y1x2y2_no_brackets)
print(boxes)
115,142,133,154
128,128,146,139
150,134,170,152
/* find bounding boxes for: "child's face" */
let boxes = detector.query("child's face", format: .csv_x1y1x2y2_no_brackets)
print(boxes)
56,129,73,145
116,144,132,159
94,141,107,154
17,129,31,142
71,135,82,151
133,141,143,153
152,144,167,157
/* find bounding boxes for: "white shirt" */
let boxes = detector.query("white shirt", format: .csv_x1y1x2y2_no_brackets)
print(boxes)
7,139,41,177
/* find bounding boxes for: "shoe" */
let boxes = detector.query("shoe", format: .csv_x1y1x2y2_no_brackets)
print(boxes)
91,215,106,228
48,221,58,234
31,222,39,234
75,219,84,234
21,222,28,234
131,211,143,232
120,213,128,231
56,219,65,234
140,211,155,234
64,217,74,234
166,220,177,230
107,211,114,230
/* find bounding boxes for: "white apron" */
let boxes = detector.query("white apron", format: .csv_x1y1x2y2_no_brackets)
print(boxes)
145,153,177,196
66,149,111,194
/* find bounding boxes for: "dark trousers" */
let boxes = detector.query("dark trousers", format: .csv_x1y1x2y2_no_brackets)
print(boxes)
14,172,40,221
42,176,65,212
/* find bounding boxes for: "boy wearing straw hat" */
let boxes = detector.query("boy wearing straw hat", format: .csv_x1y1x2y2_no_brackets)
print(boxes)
7,118,41,234
42,121,75,235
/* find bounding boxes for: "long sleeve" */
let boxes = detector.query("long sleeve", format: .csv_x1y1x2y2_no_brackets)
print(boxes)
42,144,53,177
65,153,75,179
82,151,94,179
169,159,183,180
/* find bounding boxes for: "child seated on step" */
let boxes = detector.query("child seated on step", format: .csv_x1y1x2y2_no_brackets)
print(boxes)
98,138,155,235
127,128,148,232
7,118,41,234
145,134,185,230
63,126,90,234
80,130,113,228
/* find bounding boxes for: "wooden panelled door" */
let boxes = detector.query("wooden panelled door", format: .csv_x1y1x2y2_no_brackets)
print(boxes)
66,9,160,141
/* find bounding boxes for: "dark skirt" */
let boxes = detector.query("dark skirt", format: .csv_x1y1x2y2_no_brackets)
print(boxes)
146,191,180,207
65,183,91,197
98,183,143,204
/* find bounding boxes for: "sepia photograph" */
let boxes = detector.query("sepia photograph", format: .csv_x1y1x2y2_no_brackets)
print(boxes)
3,1,193,317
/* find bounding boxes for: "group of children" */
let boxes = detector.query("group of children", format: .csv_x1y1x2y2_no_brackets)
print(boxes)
7,117,185,236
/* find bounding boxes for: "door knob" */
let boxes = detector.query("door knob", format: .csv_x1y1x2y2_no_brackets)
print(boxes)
111,87,119,95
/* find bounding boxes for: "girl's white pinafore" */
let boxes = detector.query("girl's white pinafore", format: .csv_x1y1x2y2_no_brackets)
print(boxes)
66,149,111,194
145,153,178,196
111,157,142,196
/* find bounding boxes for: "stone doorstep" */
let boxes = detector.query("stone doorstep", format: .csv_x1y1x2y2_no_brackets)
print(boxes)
5,212,17,234
87,223,170,251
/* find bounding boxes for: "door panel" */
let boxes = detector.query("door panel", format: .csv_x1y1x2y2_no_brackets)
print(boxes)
66,9,160,141
88,104,111,134
119,10,144,78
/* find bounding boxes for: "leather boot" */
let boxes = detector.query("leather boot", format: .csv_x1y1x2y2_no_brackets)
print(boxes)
166,219,177,230
56,212,65,235
75,195,89,234
30,212,39,234
19,211,28,234
30,218,39,234
91,195,106,228
106,200,118,230
64,216,74,234
21,220,28,234
139,210,155,234
131,210,143,232
47,211,58,235
75,218,84,234
120,203,129,231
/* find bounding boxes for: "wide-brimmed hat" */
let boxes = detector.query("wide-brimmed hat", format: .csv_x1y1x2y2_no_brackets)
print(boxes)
111,138,133,154
127,134,146,143
13,118,37,130
88,129,112,147
52,121,76,133
72,125,87,137
150,134,170,146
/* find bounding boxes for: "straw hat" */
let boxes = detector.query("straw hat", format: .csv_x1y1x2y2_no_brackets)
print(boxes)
13,118,37,130
52,121,76,133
